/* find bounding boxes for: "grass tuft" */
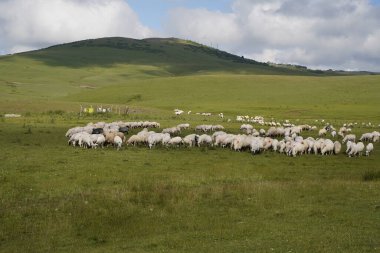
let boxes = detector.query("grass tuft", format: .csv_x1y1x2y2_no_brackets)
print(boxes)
362,170,380,181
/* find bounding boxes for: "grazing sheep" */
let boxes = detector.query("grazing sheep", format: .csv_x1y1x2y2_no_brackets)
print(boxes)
346,140,353,154
197,134,213,147
168,137,183,147
162,134,171,146
305,138,315,154
214,134,234,148
68,132,81,146
360,133,373,142
114,136,123,150
92,128,104,135
240,124,253,131
318,128,327,137
104,132,117,146
68,131,91,148
212,125,225,131
372,131,379,142
331,131,337,138
177,123,190,130
174,109,184,115
126,135,143,146
366,143,374,156
80,134,93,148
232,135,254,151
90,134,105,149
333,141,341,154
290,126,302,135
116,132,125,142
162,127,180,135
250,138,263,154
342,134,356,143
278,140,286,154
321,139,334,155
291,142,305,157
183,134,199,147
272,139,279,152
148,133,169,149
313,139,325,155
348,142,365,157
262,137,273,151
212,131,226,141
195,125,211,132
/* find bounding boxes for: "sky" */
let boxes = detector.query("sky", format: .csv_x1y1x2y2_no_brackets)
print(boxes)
0,0,379,71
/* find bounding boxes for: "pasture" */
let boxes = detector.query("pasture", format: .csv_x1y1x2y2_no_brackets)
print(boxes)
1,110,379,252
1,38,380,252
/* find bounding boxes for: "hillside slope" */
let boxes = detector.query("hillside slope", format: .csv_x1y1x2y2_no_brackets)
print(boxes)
2,37,338,77
0,37,379,117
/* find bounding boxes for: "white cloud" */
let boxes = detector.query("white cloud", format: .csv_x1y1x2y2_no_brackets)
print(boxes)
165,8,242,47
164,0,380,71
0,0,153,54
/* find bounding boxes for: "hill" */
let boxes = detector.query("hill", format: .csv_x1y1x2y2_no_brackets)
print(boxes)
1,37,361,77
0,37,379,118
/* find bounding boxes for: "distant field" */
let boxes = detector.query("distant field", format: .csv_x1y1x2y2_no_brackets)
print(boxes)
0,37,379,252
1,62,380,122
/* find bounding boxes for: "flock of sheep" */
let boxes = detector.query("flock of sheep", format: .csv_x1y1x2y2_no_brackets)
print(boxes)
65,120,378,157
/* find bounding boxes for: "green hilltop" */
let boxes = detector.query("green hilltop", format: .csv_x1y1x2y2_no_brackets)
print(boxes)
1,37,354,77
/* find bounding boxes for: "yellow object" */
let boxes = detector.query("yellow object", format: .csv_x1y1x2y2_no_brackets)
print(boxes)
88,107,94,114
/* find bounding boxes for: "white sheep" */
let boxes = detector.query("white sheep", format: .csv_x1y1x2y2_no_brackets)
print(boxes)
360,133,373,142
321,139,334,155
291,142,305,157
348,142,365,157
212,131,226,141
214,134,233,148
272,139,279,152
232,135,254,151
278,140,286,153
366,143,374,156
114,136,123,150
333,141,341,155
342,134,356,143
250,138,263,154
162,127,180,135
74,132,92,148
346,140,353,154
313,139,325,155
212,125,225,131
149,133,170,148
177,123,190,130
197,134,213,147
305,138,315,154
90,134,105,149
168,137,183,147
126,135,143,146
371,131,379,142
183,134,199,147
318,128,327,137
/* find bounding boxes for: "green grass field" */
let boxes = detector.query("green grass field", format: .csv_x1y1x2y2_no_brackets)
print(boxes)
0,37,379,252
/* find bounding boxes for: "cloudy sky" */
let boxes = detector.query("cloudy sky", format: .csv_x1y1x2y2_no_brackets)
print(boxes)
0,0,379,71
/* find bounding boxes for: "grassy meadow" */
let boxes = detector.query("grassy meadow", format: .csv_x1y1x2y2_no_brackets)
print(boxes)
0,37,380,252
